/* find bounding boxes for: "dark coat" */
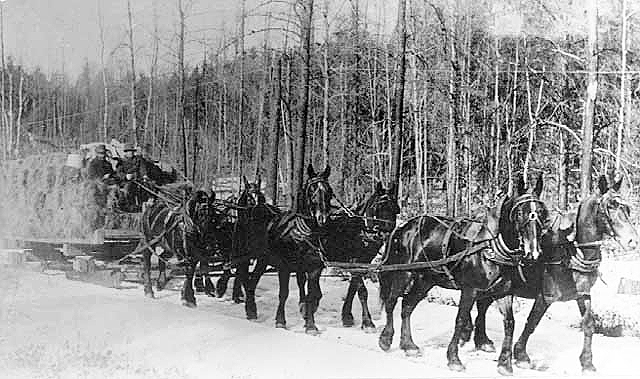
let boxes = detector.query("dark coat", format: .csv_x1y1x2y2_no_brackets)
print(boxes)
117,156,142,180
87,157,115,180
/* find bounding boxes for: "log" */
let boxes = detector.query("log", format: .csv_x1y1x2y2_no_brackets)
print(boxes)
65,269,124,289
617,277,640,295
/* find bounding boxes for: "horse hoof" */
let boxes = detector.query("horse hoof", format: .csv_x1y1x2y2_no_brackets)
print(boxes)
144,292,155,299
403,348,422,357
275,322,287,329
582,365,597,374
362,326,377,334
342,318,354,328
497,365,513,376
447,362,466,372
182,300,197,308
477,343,496,353
378,337,392,352
299,303,307,316
515,360,532,370
246,313,258,321
305,328,320,336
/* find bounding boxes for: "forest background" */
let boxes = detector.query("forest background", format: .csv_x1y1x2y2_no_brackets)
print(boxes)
0,0,638,217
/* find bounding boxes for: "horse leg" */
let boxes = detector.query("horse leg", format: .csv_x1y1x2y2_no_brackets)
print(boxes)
157,257,167,291
216,269,231,298
513,294,550,369
234,263,249,305
200,257,215,297
341,276,358,327
356,276,376,332
447,288,475,371
232,267,246,303
399,277,429,357
275,268,291,328
296,270,308,317
495,295,515,376
473,297,496,352
577,295,596,372
181,261,197,308
303,268,323,335
245,258,268,320
142,248,154,298
378,272,405,352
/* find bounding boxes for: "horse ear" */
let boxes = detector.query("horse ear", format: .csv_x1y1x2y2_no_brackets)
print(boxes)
516,174,526,196
597,175,609,195
612,174,623,192
533,173,543,198
375,181,383,194
307,164,316,178
322,165,331,179
242,175,249,190
257,175,262,189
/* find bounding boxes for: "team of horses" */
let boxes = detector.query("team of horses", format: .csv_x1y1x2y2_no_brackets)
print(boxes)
137,166,638,375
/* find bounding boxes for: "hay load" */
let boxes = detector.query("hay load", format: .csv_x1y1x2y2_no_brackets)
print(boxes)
0,153,135,242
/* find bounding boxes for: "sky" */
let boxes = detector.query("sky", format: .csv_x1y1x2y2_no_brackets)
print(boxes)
0,0,630,79
1,0,397,78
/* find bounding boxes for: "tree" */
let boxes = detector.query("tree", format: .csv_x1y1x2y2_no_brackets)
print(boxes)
580,0,598,197
391,0,407,194
292,0,314,211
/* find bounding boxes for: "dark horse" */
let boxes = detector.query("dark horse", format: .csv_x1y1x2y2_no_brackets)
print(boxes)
325,181,400,332
466,175,638,373
238,164,332,333
378,175,549,375
212,177,273,302
140,190,214,307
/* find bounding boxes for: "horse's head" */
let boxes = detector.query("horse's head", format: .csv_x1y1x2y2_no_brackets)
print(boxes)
501,174,549,260
585,175,638,251
239,175,266,208
362,181,400,237
187,190,212,230
305,164,333,227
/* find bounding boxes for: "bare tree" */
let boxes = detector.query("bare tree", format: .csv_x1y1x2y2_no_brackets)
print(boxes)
144,0,159,147
292,0,314,211
580,0,598,197
178,0,187,177
126,0,137,144
97,0,108,142
391,0,407,193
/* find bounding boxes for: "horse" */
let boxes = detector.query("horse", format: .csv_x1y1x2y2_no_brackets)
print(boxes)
465,175,638,373
215,176,279,310
314,181,400,332
236,164,332,334
139,189,216,307
377,174,549,375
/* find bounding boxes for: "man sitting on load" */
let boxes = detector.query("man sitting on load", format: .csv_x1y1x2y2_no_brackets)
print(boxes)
87,144,117,184
116,142,144,211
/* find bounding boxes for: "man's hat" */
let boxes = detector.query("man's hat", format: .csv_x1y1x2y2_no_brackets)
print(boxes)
95,144,107,154
124,142,136,152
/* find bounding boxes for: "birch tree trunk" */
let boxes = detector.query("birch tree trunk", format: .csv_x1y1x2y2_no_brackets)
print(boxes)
580,0,598,197
127,0,137,145
391,0,407,192
616,0,627,173
292,0,314,211
178,0,187,177
144,0,159,146
266,56,282,205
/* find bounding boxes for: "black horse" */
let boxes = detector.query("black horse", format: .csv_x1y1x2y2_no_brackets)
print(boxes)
140,190,215,307
324,182,400,332
466,175,638,373
238,164,333,334
212,178,273,303
377,174,548,375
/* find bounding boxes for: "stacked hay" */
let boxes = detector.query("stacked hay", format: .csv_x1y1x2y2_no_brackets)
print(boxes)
0,153,126,241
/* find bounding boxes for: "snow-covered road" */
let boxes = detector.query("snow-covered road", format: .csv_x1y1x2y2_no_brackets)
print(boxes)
1,266,639,379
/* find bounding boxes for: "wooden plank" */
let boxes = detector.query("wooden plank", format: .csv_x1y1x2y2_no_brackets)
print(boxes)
617,277,640,295
65,269,124,289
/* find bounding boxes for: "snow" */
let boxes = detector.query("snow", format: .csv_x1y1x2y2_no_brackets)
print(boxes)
2,266,640,379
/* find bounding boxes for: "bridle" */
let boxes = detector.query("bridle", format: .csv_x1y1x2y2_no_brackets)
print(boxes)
595,191,632,244
304,176,332,218
362,193,399,234
506,193,548,257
